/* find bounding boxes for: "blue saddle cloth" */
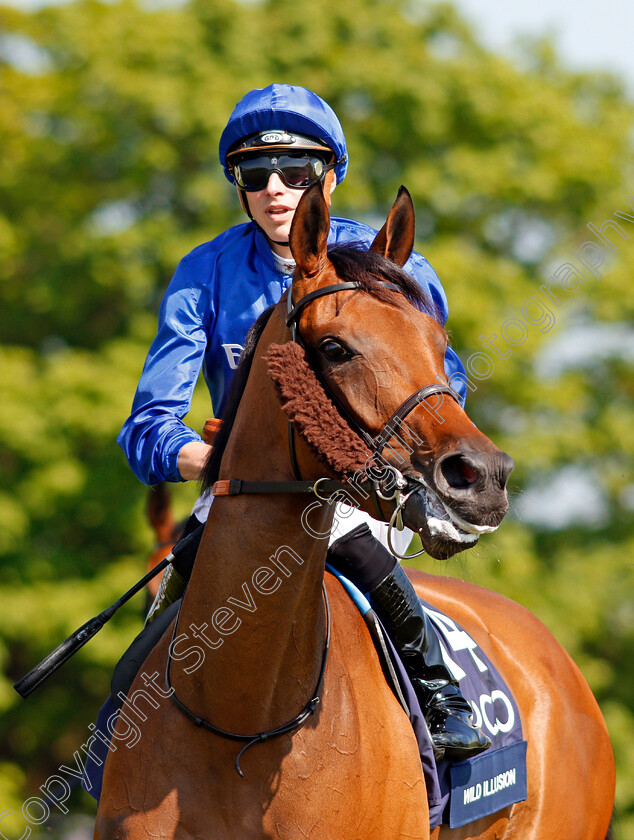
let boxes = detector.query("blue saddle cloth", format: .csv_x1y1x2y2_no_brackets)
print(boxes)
328,567,527,829
84,571,527,830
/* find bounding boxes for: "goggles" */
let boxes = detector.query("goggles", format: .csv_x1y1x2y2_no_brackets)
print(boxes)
231,153,336,192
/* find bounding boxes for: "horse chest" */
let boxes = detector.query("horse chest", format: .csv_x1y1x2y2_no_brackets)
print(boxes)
252,610,430,837
96,599,430,839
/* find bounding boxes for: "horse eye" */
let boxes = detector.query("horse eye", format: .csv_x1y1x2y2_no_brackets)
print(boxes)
319,338,351,363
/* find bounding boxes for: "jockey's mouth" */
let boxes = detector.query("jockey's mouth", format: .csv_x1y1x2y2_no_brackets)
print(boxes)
267,204,293,217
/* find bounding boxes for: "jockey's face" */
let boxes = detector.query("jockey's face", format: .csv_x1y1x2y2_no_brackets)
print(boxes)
244,170,337,259
246,172,303,256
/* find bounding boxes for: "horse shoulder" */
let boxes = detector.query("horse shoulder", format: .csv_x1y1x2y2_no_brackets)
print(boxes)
302,574,431,838
97,583,431,840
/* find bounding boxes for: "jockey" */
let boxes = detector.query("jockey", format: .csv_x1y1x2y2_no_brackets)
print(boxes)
118,83,490,762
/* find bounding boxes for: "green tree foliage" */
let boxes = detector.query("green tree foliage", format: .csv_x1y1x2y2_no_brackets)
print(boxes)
0,0,632,835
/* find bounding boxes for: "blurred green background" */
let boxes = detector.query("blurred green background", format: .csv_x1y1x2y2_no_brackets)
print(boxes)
0,0,632,836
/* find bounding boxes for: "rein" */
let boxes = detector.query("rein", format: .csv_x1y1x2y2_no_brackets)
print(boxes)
165,583,331,778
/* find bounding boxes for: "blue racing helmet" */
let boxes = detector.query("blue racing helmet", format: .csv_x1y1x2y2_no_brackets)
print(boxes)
219,84,349,186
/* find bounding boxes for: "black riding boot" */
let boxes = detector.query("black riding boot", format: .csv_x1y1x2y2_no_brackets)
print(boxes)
369,562,491,761
328,524,491,762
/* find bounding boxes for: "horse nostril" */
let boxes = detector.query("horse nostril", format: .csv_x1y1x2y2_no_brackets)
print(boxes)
440,454,480,490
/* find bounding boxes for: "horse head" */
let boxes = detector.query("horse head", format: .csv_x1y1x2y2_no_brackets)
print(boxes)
284,183,513,560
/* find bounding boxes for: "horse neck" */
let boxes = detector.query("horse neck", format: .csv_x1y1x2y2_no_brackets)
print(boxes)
175,309,334,733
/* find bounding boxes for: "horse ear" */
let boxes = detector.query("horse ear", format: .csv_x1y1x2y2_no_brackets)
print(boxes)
370,185,415,268
290,182,330,280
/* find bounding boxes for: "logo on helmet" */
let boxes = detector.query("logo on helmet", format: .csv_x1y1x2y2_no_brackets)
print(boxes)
261,132,286,144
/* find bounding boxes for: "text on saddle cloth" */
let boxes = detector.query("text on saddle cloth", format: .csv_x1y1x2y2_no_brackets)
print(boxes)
422,599,527,828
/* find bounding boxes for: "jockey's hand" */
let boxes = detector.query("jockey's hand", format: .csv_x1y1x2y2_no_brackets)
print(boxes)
177,440,212,481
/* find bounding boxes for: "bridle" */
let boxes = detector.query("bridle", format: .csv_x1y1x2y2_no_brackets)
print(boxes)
213,279,460,510
210,279,461,551
285,279,460,459
284,280,460,554
168,275,460,777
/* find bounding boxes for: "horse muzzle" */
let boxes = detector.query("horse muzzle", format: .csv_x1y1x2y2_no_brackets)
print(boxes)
401,449,514,560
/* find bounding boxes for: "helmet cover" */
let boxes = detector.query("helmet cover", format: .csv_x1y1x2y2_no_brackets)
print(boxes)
219,84,348,184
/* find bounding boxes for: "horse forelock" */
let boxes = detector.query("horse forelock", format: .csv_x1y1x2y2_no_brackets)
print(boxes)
327,244,441,322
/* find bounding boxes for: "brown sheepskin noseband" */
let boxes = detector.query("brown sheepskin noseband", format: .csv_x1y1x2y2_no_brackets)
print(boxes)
267,342,372,479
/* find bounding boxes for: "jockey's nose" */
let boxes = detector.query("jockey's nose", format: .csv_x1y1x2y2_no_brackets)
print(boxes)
265,172,286,194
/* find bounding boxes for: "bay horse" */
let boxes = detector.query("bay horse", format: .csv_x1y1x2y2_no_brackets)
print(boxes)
95,185,614,839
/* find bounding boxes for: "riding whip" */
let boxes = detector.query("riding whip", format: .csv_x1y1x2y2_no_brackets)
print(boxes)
13,524,204,699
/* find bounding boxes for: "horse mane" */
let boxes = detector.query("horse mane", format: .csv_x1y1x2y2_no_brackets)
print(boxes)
327,245,440,321
201,305,275,491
